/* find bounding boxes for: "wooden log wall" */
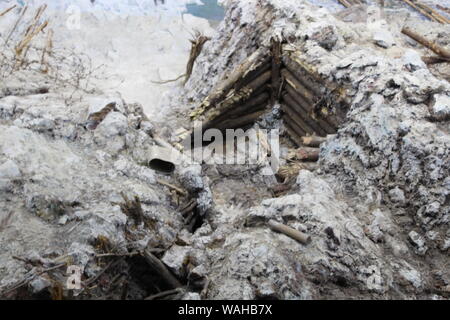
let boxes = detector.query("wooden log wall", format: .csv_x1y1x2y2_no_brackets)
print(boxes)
188,41,350,148
280,50,349,145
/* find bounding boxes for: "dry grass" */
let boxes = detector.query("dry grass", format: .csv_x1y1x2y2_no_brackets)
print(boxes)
0,4,106,100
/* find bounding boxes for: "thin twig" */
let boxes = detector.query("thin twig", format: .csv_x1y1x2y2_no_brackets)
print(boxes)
144,287,185,300
0,5,16,17
0,262,66,297
157,179,188,196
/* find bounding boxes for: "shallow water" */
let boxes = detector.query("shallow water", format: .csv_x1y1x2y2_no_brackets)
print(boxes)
186,0,225,21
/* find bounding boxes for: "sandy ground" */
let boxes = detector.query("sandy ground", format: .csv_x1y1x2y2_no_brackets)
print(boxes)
54,11,216,121
0,0,216,120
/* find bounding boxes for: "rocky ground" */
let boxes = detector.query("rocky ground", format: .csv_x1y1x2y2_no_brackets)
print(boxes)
0,0,449,300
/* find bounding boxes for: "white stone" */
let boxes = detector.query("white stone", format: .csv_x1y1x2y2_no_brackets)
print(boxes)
0,160,21,179
96,112,128,137
431,94,450,121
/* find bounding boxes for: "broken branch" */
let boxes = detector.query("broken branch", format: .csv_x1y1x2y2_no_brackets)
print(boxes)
145,287,185,300
157,179,188,196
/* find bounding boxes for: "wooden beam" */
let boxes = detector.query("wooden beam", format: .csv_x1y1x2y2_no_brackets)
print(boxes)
281,69,316,105
282,95,325,136
271,38,282,105
268,220,311,245
282,55,323,96
192,47,269,119
284,85,337,134
143,249,182,289
402,27,450,59
302,135,328,147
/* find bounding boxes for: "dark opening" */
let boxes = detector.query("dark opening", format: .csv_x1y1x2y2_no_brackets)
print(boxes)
148,159,175,174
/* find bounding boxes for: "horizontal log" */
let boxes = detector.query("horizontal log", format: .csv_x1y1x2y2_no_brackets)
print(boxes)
282,93,326,136
268,220,311,245
295,147,320,162
194,47,269,118
283,51,328,87
235,57,271,91
282,55,323,96
283,114,308,138
282,105,316,137
204,70,271,123
228,92,269,117
216,109,267,130
283,120,305,146
285,84,337,134
281,69,316,104
207,102,268,131
205,93,270,130
301,135,328,147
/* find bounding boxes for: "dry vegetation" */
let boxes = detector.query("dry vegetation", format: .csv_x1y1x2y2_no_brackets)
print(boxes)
0,4,106,99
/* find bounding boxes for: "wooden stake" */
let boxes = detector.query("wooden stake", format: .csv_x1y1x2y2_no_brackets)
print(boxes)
268,220,311,245
15,20,48,56
40,28,53,73
402,27,450,59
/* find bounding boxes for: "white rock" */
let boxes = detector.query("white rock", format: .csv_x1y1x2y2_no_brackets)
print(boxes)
0,159,21,179
389,187,406,205
29,276,52,294
96,112,128,137
161,245,191,278
373,29,395,48
408,231,428,256
430,94,450,121
182,292,201,300
402,49,426,72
